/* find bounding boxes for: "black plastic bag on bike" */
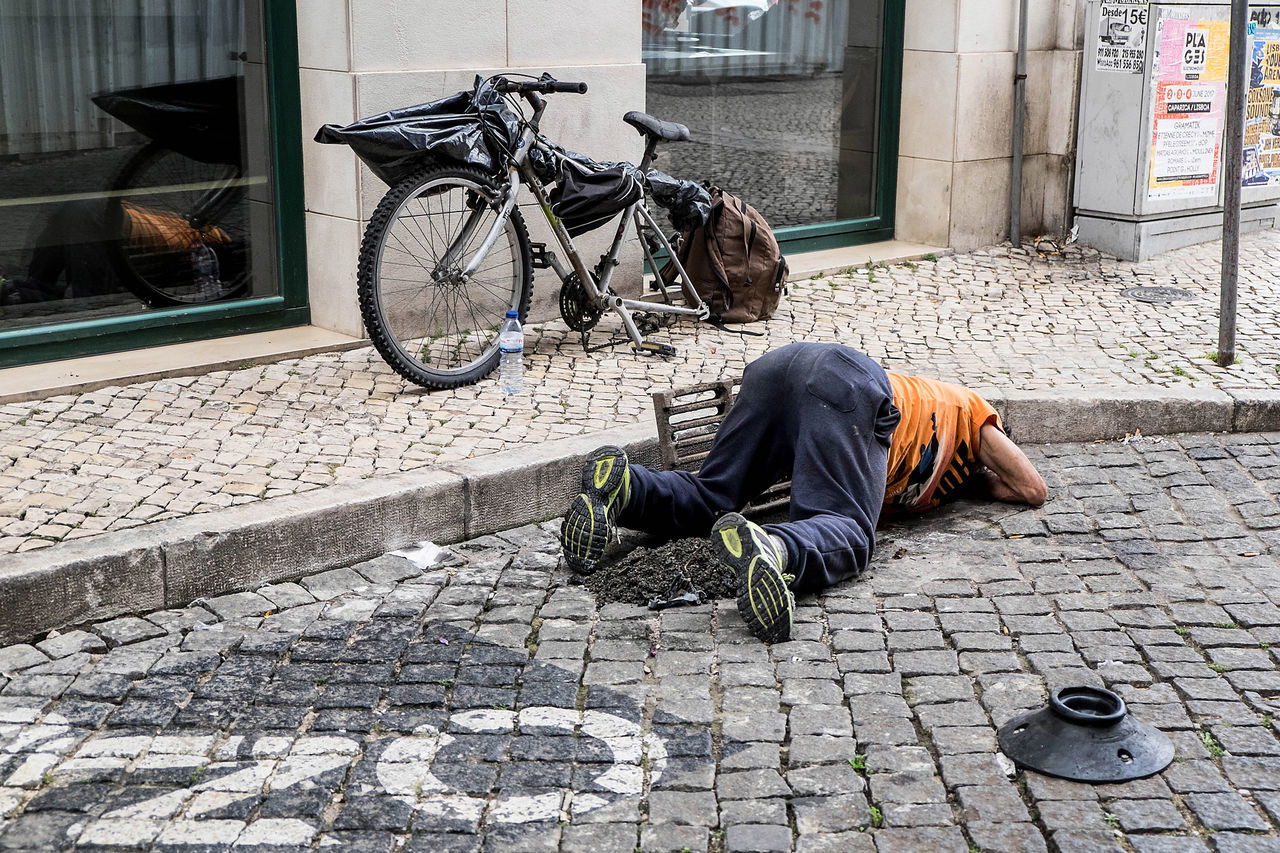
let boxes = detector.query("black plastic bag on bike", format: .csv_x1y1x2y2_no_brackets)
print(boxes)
643,169,711,233
546,154,643,237
313,77,520,187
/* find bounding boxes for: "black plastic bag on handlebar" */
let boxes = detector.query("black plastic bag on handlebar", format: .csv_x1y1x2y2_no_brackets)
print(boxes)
536,142,643,237
313,77,520,187
527,145,562,185
643,169,712,233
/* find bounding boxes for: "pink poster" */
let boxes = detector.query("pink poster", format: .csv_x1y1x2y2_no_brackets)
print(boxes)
1148,17,1230,200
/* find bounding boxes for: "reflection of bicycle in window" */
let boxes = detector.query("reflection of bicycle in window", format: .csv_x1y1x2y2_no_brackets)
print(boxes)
93,77,250,307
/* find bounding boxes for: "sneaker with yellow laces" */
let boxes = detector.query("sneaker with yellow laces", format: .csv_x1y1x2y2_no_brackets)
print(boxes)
560,445,631,574
710,512,795,643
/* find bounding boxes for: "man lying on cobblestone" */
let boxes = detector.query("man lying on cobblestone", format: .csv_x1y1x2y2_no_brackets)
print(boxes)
561,341,1047,643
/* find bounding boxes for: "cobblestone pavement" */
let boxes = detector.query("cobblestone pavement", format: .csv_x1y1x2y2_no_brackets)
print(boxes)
5,232,1280,555
3,433,1280,851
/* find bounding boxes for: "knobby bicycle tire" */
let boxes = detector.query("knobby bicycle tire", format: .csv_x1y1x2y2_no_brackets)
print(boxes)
106,142,250,308
358,163,533,390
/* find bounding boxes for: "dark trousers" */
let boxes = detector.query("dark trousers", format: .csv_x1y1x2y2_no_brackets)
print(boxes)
619,342,900,592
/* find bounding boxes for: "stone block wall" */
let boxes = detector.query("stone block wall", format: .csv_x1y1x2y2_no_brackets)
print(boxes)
896,0,1085,250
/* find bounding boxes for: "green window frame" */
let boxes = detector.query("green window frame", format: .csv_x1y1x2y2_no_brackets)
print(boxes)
774,0,904,255
0,0,309,369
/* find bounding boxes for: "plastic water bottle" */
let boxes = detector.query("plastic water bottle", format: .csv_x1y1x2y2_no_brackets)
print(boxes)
192,242,221,299
497,310,524,394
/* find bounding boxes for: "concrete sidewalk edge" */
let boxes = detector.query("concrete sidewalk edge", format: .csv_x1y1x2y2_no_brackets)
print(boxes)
4,388,1279,644
0,420,659,644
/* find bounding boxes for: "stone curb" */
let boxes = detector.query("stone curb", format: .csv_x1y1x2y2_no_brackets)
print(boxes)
0,421,658,645
3,389,1280,644
979,385,1250,444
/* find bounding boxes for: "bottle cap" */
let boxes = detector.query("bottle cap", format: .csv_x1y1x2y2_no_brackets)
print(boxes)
505,310,518,318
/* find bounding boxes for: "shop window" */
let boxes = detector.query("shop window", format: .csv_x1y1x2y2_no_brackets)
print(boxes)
0,0,302,363
642,0,897,246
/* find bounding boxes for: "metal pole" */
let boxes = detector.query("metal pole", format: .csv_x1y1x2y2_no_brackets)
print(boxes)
1009,0,1029,248
1218,0,1248,367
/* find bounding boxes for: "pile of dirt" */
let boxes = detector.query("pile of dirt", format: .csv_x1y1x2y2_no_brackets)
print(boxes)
580,537,736,607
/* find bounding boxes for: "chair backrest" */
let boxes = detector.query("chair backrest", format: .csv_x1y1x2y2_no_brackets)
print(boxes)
651,380,791,518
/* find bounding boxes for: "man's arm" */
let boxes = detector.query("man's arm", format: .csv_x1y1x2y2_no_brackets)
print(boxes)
977,423,1047,506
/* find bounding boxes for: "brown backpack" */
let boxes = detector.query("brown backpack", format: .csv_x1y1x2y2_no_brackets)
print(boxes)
662,186,788,323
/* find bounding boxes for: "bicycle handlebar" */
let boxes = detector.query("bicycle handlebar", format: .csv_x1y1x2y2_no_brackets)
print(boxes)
495,76,588,95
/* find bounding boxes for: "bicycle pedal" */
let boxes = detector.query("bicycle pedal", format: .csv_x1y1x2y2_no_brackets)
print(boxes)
636,341,678,357
529,242,552,270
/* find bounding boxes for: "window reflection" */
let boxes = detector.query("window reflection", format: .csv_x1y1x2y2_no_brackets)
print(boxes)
642,0,883,228
0,1,275,331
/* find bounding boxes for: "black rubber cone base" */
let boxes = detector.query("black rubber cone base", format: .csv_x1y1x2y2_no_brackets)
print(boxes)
997,686,1174,783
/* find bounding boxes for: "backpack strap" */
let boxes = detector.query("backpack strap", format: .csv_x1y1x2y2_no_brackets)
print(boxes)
740,198,756,284
707,316,764,336
703,190,733,313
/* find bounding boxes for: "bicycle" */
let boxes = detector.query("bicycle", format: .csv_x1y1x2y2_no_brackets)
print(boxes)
340,73,712,390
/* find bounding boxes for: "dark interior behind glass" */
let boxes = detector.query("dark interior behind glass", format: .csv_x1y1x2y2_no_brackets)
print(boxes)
0,0,277,332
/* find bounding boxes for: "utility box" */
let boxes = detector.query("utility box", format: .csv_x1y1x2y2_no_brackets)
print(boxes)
1075,0,1280,260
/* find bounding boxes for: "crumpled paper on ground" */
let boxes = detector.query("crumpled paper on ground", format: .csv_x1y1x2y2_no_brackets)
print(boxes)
390,541,452,569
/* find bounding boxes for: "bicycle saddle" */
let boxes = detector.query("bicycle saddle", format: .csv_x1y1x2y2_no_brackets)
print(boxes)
623,111,690,143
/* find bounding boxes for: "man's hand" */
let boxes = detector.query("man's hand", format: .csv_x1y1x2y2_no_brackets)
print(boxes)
977,423,1047,507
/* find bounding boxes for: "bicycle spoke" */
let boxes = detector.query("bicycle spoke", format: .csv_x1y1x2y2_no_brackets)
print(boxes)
388,219,429,270
469,259,517,282
387,224,436,277
443,289,466,366
442,187,470,251
389,199,450,268
446,195,493,273
457,202,500,262
455,288,496,347
467,274,517,303
422,192,452,266
429,187,466,267
405,197,442,266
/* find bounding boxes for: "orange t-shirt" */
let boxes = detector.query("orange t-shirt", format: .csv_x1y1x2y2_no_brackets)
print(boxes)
883,373,1001,513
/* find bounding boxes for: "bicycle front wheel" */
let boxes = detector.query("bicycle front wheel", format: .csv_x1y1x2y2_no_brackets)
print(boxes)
359,164,533,390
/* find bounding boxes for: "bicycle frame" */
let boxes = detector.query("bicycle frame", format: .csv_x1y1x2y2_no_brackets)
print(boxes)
456,95,709,352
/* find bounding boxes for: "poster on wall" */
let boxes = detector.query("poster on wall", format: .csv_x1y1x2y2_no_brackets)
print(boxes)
1242,25,1280,187
1097,0,1149,73
1147,17,1230,200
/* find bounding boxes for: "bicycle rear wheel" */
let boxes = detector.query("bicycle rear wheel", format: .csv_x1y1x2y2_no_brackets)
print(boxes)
106,143,249,307
358,164,533,389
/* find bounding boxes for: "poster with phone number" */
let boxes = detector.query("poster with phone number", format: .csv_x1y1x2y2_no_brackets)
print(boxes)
1147,17,1229,200
1097,0,1148,73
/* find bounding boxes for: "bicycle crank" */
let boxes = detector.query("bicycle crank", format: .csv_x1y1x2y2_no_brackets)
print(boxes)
558,272,604,332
